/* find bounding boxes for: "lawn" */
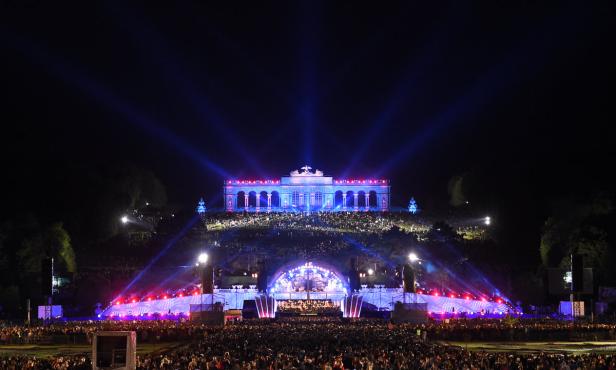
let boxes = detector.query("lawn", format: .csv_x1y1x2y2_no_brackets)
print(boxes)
0,342,181,359
441,341,616,354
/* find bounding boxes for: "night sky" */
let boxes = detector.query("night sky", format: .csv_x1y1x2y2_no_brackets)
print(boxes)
1,2,614,247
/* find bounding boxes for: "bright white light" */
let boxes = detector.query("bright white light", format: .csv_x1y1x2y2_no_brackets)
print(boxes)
408,252,419,263
367,268,374,276
197,253,209,264
121,215,129,224
484,216,491,225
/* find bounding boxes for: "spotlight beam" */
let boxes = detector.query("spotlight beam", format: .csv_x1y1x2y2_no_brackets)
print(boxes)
4,35,232,179
114,215,200,301
375,10,579,177
341,31,447,178
297,0,319,166
103,4,268,177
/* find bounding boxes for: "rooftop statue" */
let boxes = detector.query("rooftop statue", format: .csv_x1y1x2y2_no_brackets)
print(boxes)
290,165,324,176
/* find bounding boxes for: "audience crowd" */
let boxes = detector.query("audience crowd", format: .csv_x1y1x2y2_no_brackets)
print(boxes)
2,318,616,369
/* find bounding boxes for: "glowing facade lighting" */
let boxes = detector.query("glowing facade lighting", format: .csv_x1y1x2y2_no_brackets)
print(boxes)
367,268,374,275
224,167,390,212
408,252,419,263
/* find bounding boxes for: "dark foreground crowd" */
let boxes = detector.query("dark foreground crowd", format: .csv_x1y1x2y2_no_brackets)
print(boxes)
2,319,616,369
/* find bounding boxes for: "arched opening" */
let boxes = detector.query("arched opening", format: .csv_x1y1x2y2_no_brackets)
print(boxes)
248,191,257,208
357,191,366,208
314,192,323,208
345,191,354,208
369,191,377,208
292,191,300,207
270,262,347,294
334,191,343,208
259,191,268,207
271,191,280,208
237,191,246,208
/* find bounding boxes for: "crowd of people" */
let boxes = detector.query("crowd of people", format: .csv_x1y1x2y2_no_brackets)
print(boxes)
202,212,434,236
2,318,616,369
3,318,616,345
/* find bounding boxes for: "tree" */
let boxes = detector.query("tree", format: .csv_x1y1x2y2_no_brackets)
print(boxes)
45,222,76,273
426,221,460,243
448,175,467,207
69,163,168,241
539,192,614,283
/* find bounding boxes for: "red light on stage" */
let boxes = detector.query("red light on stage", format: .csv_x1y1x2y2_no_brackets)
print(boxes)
178,293,183,297
163,295,168,299
449,294,455,298
147,297,152,301
481,297,487,302
115,301,120,305
433,291,439,296
193,291,198,296
464,296,470,300
131,299,136,303
496,298,503,304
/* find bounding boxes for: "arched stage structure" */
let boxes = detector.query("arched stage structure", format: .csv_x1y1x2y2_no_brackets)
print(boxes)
223,166,391,212
102,261,512,319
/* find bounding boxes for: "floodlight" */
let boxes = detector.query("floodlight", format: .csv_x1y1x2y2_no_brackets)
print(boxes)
408,252,419,263
121,215,129,224
197,253,209,265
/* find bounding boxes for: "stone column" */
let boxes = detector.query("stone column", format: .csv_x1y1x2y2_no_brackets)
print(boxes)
365,193,370,211
353,192,359,211
244,194,249,210
255,193,260,211
342,192,347,209
267,192,272,208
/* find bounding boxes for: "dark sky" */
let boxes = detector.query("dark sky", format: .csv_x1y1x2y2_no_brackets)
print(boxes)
1,2,614,238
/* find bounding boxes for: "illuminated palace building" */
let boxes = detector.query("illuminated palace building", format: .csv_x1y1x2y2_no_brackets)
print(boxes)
224,166,391,212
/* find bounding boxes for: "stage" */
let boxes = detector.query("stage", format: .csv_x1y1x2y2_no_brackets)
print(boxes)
101,287,512,319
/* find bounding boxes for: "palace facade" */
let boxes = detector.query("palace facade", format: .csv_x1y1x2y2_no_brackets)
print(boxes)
224,166,390,212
